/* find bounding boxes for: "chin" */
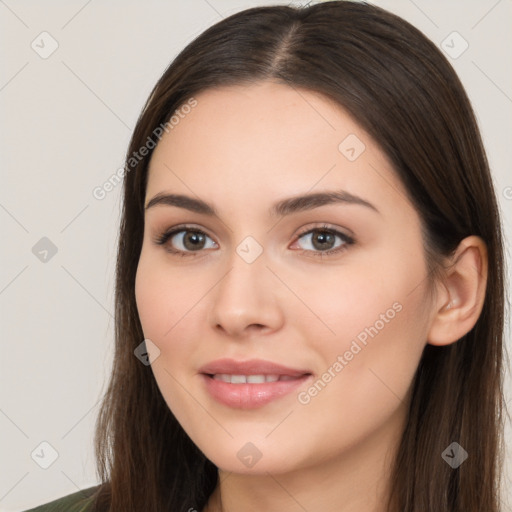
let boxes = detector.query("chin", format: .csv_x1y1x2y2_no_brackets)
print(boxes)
196,436,306,476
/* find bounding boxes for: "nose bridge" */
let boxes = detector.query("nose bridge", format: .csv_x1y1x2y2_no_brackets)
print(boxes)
208,240,282,335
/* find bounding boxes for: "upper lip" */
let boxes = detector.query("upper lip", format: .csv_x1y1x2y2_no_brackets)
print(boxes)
199,358,312,378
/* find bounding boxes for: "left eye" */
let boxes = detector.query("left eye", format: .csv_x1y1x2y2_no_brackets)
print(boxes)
293,227,353,254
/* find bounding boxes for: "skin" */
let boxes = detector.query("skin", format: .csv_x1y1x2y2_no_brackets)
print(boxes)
134,81,488,512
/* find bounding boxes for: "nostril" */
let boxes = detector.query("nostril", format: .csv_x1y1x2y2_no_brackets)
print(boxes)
249,324,265,329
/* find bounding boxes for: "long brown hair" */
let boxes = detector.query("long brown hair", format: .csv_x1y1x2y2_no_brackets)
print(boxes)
90,2,508,510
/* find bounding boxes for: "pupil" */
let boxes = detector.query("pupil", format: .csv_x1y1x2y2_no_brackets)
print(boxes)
314,231,333,250
185,232,204,250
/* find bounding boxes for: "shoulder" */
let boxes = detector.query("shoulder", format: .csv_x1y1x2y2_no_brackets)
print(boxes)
22,485,100,512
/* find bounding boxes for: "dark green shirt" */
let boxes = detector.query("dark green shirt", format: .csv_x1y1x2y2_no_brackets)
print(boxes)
23,485,99,512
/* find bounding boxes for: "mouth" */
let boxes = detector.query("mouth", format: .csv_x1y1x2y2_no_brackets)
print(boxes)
203,373,310,383
198,359,313,409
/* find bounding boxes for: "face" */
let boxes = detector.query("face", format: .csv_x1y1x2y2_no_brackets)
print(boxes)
135,81,434,475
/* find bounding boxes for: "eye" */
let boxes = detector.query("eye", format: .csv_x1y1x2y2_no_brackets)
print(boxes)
153,225,217,257
153,223,354,259
292,224,354,258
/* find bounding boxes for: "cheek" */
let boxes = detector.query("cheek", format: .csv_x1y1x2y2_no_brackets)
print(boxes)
135,248,198,340
297,260,430,435
135,256,169,339
300,262,422,352
135,253,199,414
286,297,427,470
135,250,212,374
299,241,430,402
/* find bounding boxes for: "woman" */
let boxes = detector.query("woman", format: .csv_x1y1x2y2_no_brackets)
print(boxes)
25,1,507,511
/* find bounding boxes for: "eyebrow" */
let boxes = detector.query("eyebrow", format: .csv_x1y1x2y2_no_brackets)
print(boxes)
144,189,379,217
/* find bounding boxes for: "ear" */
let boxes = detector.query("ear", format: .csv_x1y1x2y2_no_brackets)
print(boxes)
427,235,488,346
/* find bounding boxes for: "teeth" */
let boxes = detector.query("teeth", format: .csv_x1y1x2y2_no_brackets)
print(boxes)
212,374,289,384
246,375,266,384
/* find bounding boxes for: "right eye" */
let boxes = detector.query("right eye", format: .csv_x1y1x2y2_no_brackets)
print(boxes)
154,225,218,257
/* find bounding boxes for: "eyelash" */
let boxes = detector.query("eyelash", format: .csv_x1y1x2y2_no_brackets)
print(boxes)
153,224,355,259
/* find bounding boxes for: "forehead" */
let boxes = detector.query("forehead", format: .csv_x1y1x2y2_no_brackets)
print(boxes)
158,81,363,153
145,81,408,216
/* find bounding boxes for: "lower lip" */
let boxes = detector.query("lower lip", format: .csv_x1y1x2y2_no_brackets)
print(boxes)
201,374,312,409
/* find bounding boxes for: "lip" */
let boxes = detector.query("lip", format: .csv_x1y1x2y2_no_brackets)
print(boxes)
198,358,311,378
199,358,313,409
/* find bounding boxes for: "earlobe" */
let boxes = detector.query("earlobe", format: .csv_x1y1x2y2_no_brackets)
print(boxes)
427,236,488,346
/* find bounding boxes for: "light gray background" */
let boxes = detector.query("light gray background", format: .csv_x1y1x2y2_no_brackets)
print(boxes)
1,1,511,510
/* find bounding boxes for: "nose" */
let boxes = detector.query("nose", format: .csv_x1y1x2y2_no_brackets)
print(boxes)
207,251,284,339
